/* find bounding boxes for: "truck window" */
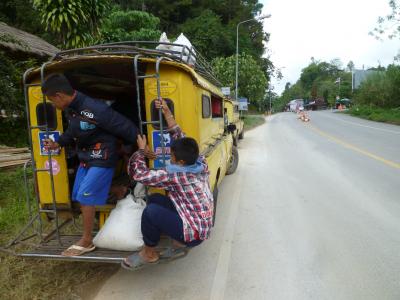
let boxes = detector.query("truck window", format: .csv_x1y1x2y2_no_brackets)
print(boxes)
151,98,174,129
36,103,57,130
211,95,223,118
202,95,211,118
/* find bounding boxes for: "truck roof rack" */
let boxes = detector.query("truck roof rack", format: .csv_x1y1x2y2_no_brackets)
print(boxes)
51,41,222,87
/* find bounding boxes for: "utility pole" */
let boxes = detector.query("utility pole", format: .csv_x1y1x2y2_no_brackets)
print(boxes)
269,85,272,115
235,14,270,100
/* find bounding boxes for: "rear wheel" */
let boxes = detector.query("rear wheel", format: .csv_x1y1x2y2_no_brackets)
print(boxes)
233,134,238,146
212,186,218,226
238,130,244,140
226,146,239,175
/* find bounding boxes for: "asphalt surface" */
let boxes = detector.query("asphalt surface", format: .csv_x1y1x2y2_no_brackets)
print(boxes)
95,111,400,300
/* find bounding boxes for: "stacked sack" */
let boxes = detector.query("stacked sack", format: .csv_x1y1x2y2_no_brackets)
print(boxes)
156,32,196,66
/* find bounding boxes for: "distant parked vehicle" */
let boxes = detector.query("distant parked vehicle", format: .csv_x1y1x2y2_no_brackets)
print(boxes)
289,99,304,112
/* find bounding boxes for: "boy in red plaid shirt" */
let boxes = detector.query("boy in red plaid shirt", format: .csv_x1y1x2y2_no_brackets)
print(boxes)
122,98,213,270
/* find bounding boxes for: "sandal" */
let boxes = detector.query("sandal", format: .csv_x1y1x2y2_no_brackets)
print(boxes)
61,244,96,257
159,247,190,261
121,253,159,271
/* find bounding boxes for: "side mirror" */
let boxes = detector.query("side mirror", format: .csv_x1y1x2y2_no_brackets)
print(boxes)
227,124,236,133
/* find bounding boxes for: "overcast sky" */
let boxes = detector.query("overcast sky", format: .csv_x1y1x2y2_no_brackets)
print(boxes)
260,0,399,94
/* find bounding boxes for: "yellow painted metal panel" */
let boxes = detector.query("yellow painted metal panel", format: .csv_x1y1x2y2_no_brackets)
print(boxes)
28,86,70,207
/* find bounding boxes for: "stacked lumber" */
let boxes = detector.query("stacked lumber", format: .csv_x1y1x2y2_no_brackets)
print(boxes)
0,146,30,169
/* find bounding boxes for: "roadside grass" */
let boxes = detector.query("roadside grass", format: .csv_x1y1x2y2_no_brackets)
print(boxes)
345,106,400,125
243,114,266,130
0,168,118,300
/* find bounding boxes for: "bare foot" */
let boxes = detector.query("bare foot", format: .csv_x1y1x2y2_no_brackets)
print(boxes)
141,247,159,262
61,238,94,256
75,238,93,248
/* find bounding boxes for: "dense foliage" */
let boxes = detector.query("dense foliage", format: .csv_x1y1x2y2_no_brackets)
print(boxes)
213,53,267,106
33,0,110,48
0,51,37,146
99,8,161,43
353,64,400,108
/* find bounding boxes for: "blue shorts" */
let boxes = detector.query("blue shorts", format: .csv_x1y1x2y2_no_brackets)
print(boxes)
72,166,115,206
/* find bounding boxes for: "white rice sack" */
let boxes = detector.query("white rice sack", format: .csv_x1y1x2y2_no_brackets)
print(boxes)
93,194,145,251
171,33,196,65
156,32,172,50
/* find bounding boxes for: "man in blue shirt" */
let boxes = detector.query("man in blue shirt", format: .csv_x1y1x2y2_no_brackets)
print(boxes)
42,74,138,256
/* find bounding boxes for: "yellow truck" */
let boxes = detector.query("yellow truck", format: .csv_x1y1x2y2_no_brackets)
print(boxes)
224,98,244,145
1,41,239,263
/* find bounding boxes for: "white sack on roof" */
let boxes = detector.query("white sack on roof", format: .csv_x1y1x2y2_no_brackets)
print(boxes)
171,33,196,65
156,32,172,50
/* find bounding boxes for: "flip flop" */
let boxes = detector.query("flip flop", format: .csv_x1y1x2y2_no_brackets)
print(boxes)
61,244,96,256
121,253,159,271
159,247,190,262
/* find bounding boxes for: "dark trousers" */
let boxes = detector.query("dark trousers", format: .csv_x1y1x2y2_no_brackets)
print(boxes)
141,193,202,248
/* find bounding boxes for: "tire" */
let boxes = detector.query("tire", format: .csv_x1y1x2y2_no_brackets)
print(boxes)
212,186,218,226
226,146,239,175
238,130,244,140
233,134,238,146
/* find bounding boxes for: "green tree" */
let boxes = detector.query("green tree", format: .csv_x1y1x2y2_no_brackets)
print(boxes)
179,10,232,60
33,0,110,48
371,0,400,39
99,8,161,43
0,0,44,35
212,53,267,105
347,60,355,71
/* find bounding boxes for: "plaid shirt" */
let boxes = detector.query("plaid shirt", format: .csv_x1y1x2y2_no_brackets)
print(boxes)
128,125,213,242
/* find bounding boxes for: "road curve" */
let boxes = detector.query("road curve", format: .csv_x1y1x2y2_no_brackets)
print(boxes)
95,111,400,300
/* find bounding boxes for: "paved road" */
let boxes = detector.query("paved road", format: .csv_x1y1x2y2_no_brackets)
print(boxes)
95,111,400,300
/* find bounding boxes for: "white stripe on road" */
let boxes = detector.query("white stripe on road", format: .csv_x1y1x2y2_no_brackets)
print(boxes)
209,166,244,300
322,113,400,135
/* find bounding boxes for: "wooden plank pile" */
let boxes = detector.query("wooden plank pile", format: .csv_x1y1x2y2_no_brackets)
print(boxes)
0,146,30,169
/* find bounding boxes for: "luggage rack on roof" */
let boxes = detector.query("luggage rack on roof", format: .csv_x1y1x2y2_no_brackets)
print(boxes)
51,41,222,87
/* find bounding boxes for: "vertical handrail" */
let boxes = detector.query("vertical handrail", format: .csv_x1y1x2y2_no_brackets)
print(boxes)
23,68,44,237
40,62,62,245
134,54,144,135
134,55,173,167
156,57,167,166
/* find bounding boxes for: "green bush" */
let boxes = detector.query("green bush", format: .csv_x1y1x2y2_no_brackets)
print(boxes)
354,64,400,109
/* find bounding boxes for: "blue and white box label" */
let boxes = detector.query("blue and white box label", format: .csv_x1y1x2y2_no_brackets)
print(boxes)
39,131,61,156
152,130,171,168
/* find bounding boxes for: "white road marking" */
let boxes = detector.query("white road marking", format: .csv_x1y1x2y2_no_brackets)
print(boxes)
321,113,400,135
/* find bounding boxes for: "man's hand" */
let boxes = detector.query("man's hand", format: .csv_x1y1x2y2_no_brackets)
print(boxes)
155,97,176,128
43,139,60,151
137,134,147,150
143,145,157,159
155,98,171,116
